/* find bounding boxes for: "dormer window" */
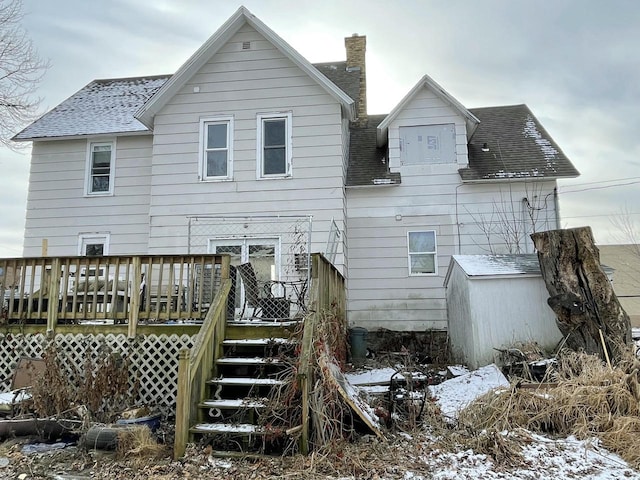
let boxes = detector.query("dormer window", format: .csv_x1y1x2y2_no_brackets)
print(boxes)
399,124,456,165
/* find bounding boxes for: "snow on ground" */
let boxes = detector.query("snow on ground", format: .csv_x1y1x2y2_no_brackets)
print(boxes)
337,364,640,479
398,433,640,480
427,363,510,420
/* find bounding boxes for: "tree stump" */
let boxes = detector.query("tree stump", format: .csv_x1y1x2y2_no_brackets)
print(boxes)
531,227,631,364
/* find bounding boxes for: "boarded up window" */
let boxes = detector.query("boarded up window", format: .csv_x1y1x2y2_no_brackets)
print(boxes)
400,124,456,165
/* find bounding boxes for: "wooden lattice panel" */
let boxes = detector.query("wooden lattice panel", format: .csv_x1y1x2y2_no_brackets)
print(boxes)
0,332,194,418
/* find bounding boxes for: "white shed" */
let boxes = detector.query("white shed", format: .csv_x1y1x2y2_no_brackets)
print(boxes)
444,254,563,369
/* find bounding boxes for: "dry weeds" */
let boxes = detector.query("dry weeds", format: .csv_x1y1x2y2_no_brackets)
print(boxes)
456,349,640,468
116,425,168,462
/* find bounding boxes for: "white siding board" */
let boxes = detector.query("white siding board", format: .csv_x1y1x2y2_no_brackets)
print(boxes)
23,137,151,257
153,104,340,126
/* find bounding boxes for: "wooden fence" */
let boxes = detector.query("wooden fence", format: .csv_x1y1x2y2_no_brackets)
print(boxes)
0,255,229,337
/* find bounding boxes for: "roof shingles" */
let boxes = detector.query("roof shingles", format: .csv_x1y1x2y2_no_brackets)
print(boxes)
347,115,400,186
13,76,170,140
461,104,579,181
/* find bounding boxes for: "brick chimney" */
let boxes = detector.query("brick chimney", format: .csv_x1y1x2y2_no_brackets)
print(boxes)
345,33,367,125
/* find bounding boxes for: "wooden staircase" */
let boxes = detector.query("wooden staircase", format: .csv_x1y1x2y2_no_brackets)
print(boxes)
190,321,301,457
174,254,347,459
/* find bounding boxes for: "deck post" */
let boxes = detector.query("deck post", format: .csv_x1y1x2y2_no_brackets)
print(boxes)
128,256,141,338
46,258,61,334
174,348,191,459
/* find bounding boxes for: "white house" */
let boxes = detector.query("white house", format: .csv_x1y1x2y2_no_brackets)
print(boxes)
13,7,579,332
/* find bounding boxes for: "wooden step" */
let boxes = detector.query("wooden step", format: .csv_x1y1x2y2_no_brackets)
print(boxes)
207,377,287,387
217,357,283,366
225,322,301,340
200,398,267,409
191,423,268,435
222,338,294,347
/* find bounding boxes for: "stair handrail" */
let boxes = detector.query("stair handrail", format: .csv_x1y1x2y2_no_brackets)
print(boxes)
174,267,231,459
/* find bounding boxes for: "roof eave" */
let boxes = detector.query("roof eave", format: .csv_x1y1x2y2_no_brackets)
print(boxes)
135,7,355,127
376,74,480,147
460,173,579,184
12,129,154,142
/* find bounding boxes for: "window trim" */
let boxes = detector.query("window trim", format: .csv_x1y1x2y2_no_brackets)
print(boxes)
407,230,437,276
256,112,292,179
199,115,234,181
85,139,116,196
78,233,110,256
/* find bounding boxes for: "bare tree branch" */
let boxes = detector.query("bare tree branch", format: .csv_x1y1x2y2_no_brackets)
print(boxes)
0,0,49,149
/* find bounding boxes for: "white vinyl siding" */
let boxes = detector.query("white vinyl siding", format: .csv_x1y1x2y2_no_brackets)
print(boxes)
86,140,115,195
23,137,152,257
346,81,559,331
408,230,437,275
257,112,292,178
199,116,233,180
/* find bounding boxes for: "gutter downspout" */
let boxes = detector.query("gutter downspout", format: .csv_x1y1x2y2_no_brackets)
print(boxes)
553,186,561,229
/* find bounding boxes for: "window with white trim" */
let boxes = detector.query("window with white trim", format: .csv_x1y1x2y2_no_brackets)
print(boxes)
407,231,437,275
257,112,292,178
200,116,233,180
86,141,115,195
78,234,109,257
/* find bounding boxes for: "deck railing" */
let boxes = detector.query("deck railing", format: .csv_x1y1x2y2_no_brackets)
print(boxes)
0,255,229,336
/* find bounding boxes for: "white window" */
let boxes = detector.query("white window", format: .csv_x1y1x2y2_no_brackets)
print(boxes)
407,231,437,275
86,140,115,195
257,112,292,178
78,234,110,257
400,124,456,165
199,116,233,180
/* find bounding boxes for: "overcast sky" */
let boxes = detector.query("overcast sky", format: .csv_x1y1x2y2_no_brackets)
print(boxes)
0,0,638,257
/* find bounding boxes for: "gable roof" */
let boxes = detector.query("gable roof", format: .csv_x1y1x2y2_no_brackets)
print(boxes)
376,74,480,147
134,7,355,129
13,75,169,141
347,115,401,187
460,104,579,182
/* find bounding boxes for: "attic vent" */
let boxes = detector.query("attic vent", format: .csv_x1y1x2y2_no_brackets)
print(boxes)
242,41,251,50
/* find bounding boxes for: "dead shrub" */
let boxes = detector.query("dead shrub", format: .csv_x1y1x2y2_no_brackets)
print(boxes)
31,343,79,417
31,342,133,422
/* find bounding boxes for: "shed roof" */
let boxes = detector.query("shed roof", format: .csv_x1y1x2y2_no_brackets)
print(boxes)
460,104,579,181
445,254,613,285
451,254,543,277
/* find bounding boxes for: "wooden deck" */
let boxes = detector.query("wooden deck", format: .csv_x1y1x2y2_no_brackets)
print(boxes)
0,254,229,337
